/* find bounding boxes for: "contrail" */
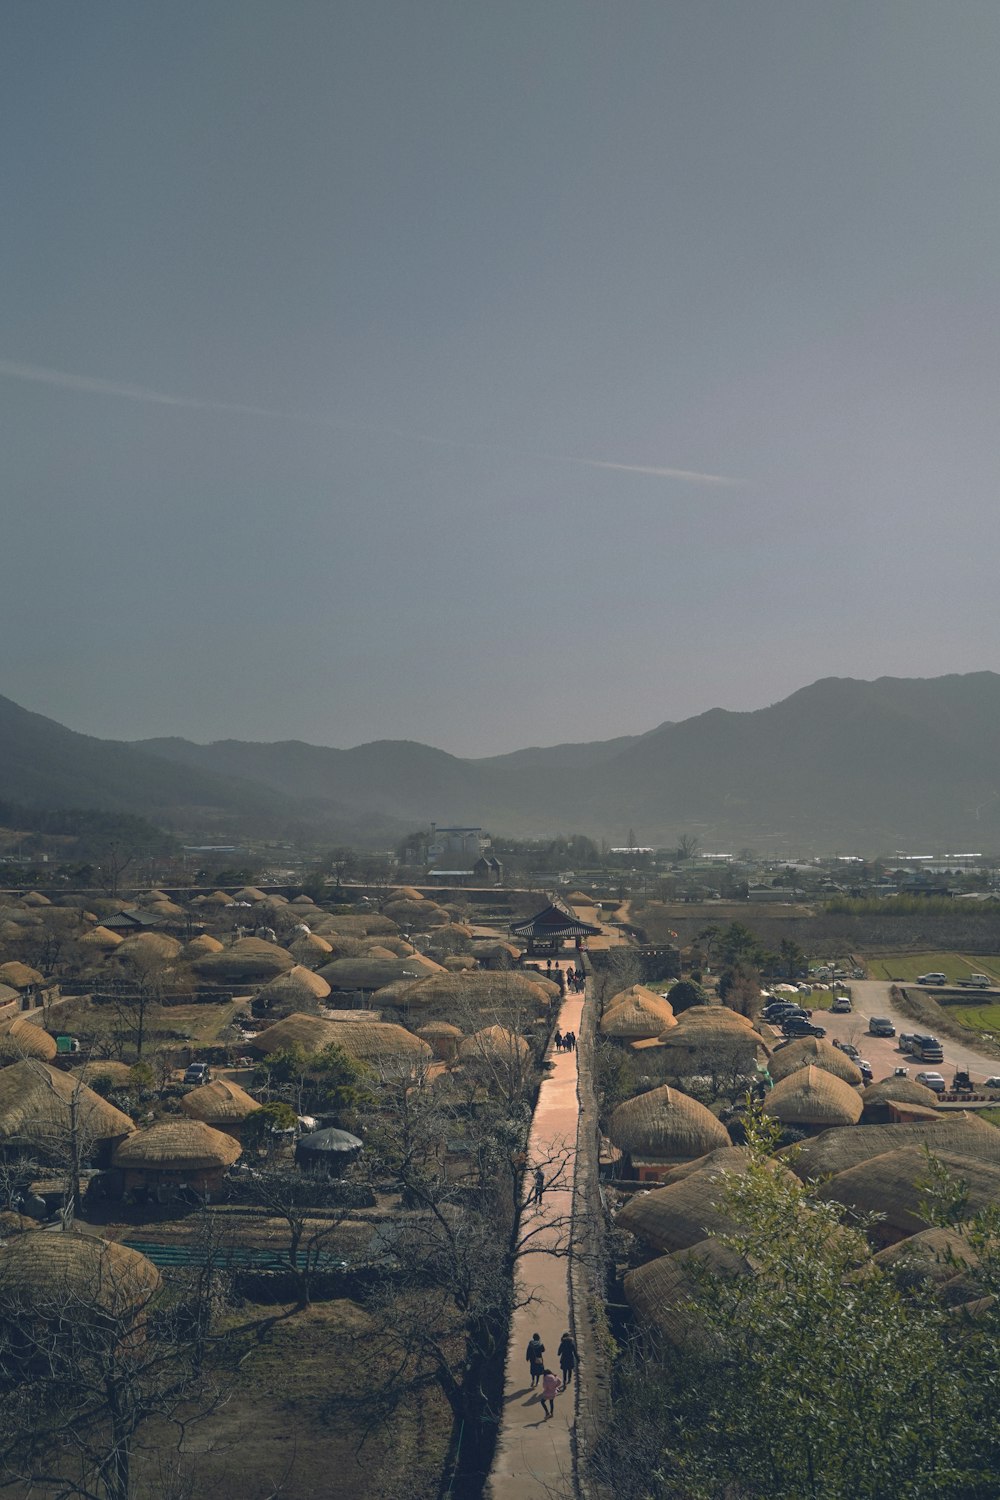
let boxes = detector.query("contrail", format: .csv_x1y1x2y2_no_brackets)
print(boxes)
0,357,740,487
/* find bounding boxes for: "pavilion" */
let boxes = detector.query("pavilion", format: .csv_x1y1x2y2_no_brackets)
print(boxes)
509,897,602,956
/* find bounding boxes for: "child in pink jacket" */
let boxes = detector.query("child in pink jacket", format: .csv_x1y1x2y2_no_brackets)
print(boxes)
540,1368,560,1419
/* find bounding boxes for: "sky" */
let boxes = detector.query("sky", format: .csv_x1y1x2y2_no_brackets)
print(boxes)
2,2,999,757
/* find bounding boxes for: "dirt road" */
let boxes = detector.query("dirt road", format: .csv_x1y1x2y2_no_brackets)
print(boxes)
806,979,1000,1084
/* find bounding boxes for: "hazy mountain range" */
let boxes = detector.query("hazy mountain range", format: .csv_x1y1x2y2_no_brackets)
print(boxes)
2,673,1000,853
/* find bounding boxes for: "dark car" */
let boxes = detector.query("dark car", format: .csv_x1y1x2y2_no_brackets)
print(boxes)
857,1059,874,1084
763,1002,811,1021
183,1062,212,1085
868,1017,896,1038
782,1017,827,1039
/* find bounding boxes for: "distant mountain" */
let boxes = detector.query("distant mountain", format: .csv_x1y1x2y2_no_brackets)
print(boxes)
3,674,1000,852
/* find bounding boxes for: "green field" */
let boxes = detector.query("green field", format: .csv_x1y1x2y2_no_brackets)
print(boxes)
864,952,1000,984
949,1005,1000,1039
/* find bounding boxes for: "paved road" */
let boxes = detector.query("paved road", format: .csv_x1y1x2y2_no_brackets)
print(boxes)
785,979,1000,1085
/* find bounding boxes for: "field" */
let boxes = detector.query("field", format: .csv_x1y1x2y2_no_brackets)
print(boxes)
948,1005,1000,1039
864,952,1000,984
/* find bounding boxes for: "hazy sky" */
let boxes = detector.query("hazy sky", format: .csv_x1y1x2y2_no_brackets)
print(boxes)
3,3,999,756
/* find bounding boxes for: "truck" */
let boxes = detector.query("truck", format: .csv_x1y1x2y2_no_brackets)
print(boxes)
956,974,993,989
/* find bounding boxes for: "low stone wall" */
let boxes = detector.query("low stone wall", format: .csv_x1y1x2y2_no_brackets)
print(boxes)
571,961,615,1500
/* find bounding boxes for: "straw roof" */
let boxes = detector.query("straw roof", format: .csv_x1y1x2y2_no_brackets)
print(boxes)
458,1026,531,1064
390,970,552,1012
233,887,269,903
417,1021,464,1039
657,1005,766,1048
78,925,124,950
0,1016,58,1064
0,962,44,990
363,937,413,958
393,886,426,902
328,1021,433,1066
601,987,677,1040
624,1236,751,1347
658,1145,752,1185
363,944,400,962
146,899,185,918
116,931,182,963
608,1085,731,1162
20,891,52,908
113,1119,242,1172
0,1231,160,1316
787,1114,1000,1182
289,932,334,960
184,934,224,958
763,1066,864,1128
193,937,295,982
861,1076,942,1111
316,954,443,991
289,894,317,907
0,984,20,1009
443,955,477,972
180,1078,260,1124
257,965,332,1004
470,939,520,960
249,1013,351,1055
768,1037,864,1086
824,1148,1000,1242
873,1227,978,1287
618,1170,749,1254
383,899,449,927
79,1060,137,1089
0,1060,133,1151
201,890,235,907
0,1211,37,1236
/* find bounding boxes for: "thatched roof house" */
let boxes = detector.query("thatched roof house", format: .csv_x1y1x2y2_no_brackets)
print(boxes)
655,1005,768,1062
388,969,552,1014
458,1025,531,1065
608,1084,731,1177
193,937,295,983
289,932,334,961
600,986,677,1040
184,934,224,959
861,1076,942,1122
616,1151,799,1252
624,1237,750,1348
786,1114,1000,1182
768,1036,863,1086
417,1020,463,1060
180,1078,260,1137
0,1231,160,1320
0,962,45,992
316,954,443,992
824,1148,1000,1246
248,1012,349,1055
113,1119,241,1194
0,1060,133,1160
250,1012,432,1070
78,925,124,952
873,1226,978,1288
657,1144,750,1185
763,1065,864,1130
0,1016,58,1064
257,966,332,1007
115,931,182,963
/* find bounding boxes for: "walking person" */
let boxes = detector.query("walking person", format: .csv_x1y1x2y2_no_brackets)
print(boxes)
533,1166,545,1205
553,1028,563,1052
526,1332,545,1388
558,1331,577,1387
540,1368,560,1419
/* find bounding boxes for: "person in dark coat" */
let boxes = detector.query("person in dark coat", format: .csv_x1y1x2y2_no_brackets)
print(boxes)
557,1331,577,1386
526,1332,545,1387
533,1166,545,1205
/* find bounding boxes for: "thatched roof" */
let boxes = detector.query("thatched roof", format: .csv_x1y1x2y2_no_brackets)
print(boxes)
873,1227,978,1287
768,1036,863,1086
233,887,268,903
116,931,182,962
443,955,477,972
180,1078,260,1124
657,1145,752,1185
0,984,21,1009
316,954,443,991
383,898,449,927
201,890,235,908
388,969,552,1011
289,932,334,960
618,1170,747,1253
764,1066,864,1128
608,1084,731,1162
79,1060,136,1089
0,1017,58,1064
363,944,400,962
457,1026,530,1064
249,1012,350,1055
0,1060,133,1150
470,939,520,960
861,1076,942,1111
328,1021,433,1066
787,1114,1000,1181
193,938,295,983
78,925,124,950
141,889,172,904
113,1119,242,1172
0,962,44,990
288,894,317,907
20,891,52,908
601,986,677,1039
824,1148,1000,1242
0,1231,160,1315
656,1005,766,1050
624,1237,750,1346
416,1021,464,1039
184,934,224,958
393,886,426,902
257,965,332,1004
146,899,185,918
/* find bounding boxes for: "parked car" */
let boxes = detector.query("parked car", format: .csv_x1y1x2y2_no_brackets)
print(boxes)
911,1035,944,1063
868,1017,896,1037
762,1003,809,1022
898,1033,918,1053
833,1040,861,1061
830,997,852,1014
857,1060,874,1084
956,974,994,989
782,1017,826,1039
984,1077,1000,1090
915,1071,947,1094
917,973,947,985
183,1062,212,1085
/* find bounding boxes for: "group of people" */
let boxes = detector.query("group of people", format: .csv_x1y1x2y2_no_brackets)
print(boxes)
525,1331,577,1418
565,968,585,993
552,1028,576,1052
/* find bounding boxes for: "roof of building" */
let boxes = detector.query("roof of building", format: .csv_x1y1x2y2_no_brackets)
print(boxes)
509,899,602,940
608,1084,731,1162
